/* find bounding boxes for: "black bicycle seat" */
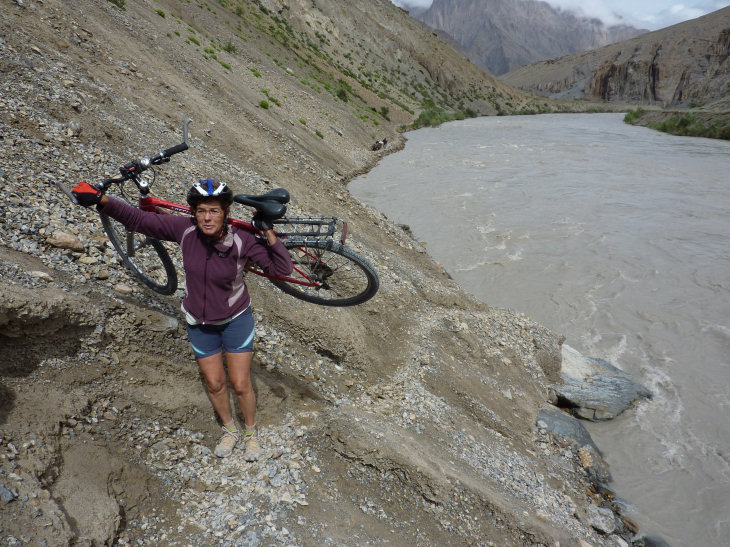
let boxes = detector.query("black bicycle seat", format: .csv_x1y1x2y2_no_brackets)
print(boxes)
233,188,290,219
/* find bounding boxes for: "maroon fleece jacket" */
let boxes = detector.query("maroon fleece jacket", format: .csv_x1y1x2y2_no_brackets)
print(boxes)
98,197,293,324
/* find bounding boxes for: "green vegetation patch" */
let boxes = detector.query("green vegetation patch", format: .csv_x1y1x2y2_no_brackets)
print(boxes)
411,100,476,129
261,89,280,106
653,114,730,140
625,108,730,140
623,108,645,124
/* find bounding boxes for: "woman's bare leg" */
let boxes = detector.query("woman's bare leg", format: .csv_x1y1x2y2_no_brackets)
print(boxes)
197,352,234,426
225,351,256,428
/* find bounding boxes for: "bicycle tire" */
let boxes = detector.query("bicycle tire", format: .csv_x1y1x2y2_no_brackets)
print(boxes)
270,239,379,306
100,211,178,296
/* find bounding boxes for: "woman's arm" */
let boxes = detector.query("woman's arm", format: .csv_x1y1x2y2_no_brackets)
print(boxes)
245,232,293,276
97,196,189,243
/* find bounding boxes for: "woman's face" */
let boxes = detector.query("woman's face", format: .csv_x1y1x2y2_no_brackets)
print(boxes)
194,200,227,236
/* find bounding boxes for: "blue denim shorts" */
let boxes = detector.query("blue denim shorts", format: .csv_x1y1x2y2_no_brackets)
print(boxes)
185,307,255,359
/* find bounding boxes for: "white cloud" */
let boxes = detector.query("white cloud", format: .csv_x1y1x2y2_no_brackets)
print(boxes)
694,0,730,9
391,0,434,8
544,1,627,26
545,0,730,29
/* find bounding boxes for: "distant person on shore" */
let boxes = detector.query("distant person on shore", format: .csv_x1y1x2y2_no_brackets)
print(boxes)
72,178,293,461
371,138,387,151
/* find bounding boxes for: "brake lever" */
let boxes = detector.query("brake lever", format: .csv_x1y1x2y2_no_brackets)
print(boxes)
53,180,80,205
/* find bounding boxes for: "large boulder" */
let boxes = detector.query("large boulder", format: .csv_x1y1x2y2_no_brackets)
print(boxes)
536,407,611,483
554,344,652,421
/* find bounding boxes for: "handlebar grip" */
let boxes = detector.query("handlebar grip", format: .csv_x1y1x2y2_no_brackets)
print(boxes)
97,177,120,191
162,142,189,157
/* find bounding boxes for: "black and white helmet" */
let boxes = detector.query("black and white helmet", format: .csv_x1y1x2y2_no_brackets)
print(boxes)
186,178,233,208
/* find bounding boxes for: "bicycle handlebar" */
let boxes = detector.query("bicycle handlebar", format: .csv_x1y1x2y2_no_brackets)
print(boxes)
154,117,191,163
160,142,189,158
97,118,192,192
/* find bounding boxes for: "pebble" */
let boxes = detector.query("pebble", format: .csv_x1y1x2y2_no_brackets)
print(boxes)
0,485,16,505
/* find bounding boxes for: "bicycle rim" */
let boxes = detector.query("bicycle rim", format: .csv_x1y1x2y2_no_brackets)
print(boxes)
100,206,177,295
271,239,379,306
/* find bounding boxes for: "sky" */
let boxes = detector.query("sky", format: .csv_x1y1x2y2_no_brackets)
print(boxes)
391,0,730,30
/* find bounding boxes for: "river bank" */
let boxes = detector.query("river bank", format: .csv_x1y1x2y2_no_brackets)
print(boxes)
350,112,730,545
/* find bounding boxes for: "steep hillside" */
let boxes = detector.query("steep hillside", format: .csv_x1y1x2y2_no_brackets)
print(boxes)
2,0,645,545
500,6,730,107
410,0,646,76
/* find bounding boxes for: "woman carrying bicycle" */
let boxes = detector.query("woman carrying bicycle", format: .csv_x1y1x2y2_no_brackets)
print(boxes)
72,178,293,461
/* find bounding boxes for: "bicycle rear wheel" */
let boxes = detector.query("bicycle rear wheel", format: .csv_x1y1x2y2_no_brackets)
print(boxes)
100,206,178,296
271,239,379,306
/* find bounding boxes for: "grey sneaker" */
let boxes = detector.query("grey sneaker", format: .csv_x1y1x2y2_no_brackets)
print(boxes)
243,432,261,462
214,424,240,458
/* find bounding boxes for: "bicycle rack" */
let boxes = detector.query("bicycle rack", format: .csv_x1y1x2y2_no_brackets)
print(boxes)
273,216,347,244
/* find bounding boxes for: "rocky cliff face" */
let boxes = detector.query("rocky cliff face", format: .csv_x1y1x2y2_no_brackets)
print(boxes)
500,6,730,107
410,0,646,75
1,0,643,545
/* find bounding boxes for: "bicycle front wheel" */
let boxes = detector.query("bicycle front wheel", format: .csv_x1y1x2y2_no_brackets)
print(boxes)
100,211,178,295
271,239,379,306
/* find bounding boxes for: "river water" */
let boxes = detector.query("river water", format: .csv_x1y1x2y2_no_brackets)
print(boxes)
349,113,730,546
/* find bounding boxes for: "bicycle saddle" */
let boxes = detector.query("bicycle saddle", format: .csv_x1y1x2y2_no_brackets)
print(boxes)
233,188,290,219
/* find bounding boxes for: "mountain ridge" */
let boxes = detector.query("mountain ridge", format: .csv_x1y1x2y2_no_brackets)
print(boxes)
407,0,647,75
500,6,730,108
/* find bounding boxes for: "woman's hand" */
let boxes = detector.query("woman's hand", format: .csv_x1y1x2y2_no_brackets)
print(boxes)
71,182,103,207
71,182,109,208
252,213,278,245
264,229,279,246
251,213,273,231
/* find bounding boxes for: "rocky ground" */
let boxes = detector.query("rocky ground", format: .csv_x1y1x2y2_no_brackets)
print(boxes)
1,0,659,545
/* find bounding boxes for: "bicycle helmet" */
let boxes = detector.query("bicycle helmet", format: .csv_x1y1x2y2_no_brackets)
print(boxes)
186,178,233,208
